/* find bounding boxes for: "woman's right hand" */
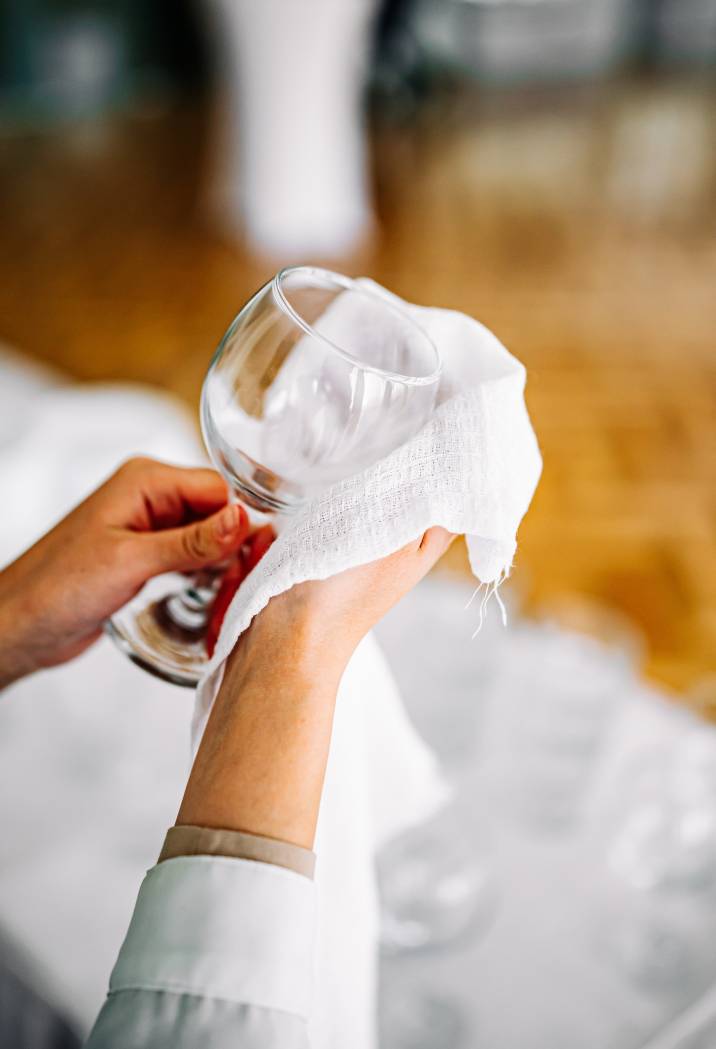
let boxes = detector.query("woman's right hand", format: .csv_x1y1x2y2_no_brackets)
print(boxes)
178,527,455,848
251,527,455,677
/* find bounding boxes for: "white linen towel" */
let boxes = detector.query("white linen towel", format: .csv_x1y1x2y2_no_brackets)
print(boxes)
193,281,543,745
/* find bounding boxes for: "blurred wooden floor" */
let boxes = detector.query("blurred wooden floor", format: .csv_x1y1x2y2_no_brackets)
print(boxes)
0,74,714,697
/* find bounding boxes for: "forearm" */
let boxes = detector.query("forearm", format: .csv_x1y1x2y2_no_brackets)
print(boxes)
88,600,328,1049
0,564,39,689
177,601,345,850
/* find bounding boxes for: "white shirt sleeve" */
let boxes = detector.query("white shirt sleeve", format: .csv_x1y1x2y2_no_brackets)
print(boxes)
85,855,316,1048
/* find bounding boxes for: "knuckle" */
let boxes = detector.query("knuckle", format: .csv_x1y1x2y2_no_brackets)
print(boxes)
181,526,209,562
419,527,453,559
116,455,152,480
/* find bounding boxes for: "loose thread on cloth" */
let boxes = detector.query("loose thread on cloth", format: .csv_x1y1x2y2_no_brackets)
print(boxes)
465,569,510,638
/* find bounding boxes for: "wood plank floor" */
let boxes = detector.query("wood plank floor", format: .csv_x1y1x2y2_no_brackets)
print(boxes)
0,74,714,698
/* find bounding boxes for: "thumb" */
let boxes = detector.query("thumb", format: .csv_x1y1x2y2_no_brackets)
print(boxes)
145,503,250,574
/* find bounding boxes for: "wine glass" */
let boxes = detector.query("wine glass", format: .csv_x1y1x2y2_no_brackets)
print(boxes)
598,730,716,996
373,576,504,958
377,795,497,955
379,978,467,1049
106,266,441,686
490,597,641,834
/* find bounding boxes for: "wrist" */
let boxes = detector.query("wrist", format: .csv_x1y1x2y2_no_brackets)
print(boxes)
179,655,339,849
0,574,37,688
236,590,351,689
179,590,345,848
220,620,343,715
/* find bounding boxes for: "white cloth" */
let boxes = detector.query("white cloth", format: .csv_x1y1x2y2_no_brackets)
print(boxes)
194,283,543,744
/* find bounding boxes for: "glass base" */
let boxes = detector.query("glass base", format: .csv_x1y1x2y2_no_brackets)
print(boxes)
105,571,215,688
379,983,467,1049
377,801,498,955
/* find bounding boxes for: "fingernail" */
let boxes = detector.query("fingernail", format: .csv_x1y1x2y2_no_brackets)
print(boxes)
216,504,239,539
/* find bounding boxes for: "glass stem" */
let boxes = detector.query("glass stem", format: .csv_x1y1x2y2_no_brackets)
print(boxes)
161,570,222,634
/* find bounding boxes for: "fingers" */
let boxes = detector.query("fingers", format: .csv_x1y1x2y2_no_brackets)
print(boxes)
142,503,251,574
114,458,230,531
389,527,456,590
391,527,455,570
205,525,276,657
243,525,276,573
419,526,456,564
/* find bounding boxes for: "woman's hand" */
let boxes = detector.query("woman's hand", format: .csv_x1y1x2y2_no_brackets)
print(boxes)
0,457,248,687
245,526,456,677
178,527,455,848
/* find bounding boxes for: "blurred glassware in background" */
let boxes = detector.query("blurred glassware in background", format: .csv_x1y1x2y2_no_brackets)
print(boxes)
372,570,716,1047
0,10,128,121
379,980,467,1049
396,0,716,95
637,983,716,1049
375,574,512,770
371,581,501,1046
486,596,642,833
653,0,716,64
597,730,716,997
3,0,716,135
607,735,716,894
377,797,497,954
605,84,715,227
410,0,636,84
374,575,510,960
0,0,208,126
2,0,715,266
34,13,127,119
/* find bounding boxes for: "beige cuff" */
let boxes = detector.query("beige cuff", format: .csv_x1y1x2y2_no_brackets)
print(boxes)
158,825,316,879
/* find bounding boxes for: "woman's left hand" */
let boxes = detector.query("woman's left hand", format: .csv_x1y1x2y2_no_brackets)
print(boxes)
0,457,249,687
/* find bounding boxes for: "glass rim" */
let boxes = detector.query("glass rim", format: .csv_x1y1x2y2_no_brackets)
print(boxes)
271,265,442,386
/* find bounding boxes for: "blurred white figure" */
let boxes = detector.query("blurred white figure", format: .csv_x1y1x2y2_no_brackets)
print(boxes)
203,0,378,258
486,609,637,833
374,577,505,962
600,732,716,997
